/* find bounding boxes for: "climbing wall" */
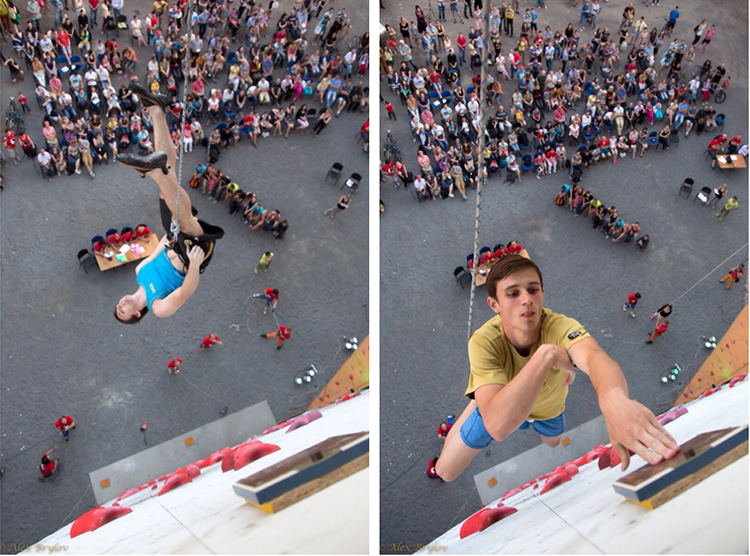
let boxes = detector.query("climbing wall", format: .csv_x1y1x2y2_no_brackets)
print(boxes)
307,336,369,410
673,303,749,406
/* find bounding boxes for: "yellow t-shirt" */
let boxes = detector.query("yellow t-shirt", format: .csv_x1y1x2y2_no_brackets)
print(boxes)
465,308,589,420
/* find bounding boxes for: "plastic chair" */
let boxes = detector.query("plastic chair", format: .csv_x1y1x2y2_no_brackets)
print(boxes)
440,90,453,105
327,162,343,184
78,248,97,274
583,125,596,142
648,131,658,146
479,246,491,257
57,55,71,76
70,55,83,72
518,133,531,150
466,86,475,97
678,178,694,198
669,129,680,147
715,113,725,130
342,172,362,192
104,228,118,238
454,266,471,289
694,186,711,205
428,90,441,109
522,154,534,172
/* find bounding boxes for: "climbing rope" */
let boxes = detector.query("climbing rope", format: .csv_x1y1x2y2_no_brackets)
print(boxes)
466,0,491,340
169,5,195,242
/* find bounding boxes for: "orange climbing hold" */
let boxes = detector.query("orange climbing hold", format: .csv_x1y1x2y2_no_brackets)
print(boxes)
459,506,518,539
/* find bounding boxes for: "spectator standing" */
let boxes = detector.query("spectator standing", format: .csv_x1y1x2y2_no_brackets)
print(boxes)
324,193,352,218
720,264,745,290
3,131,19,166
651,304,672,327
38,446,59,481
709,184,728,208
261,325,291,349
54,416,76,441
623,292,641,317
646,319,669,344
199,333,223,352
26,0,41,32
167,358,182,374
255,251,274,274
716,196,739,221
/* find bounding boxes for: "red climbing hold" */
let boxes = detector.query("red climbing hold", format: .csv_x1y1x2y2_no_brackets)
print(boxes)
564,463,579,476
598,450,611,470
186,464,201,478
286,410,323,433
157,473,193,496
539,472,571,495
221,449,238,472
234,442,281,470
609,448,621,468
115,488,140,502
459,507,518,539
71,506,133,538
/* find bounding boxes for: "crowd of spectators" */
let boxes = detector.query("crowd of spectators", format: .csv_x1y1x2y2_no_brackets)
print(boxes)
188,162,288,238
555,182,646,248
381,0,744,202
1,0,369,189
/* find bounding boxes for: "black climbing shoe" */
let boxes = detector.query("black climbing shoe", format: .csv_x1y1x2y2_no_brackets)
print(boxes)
129,82,169,110
117,151,170,177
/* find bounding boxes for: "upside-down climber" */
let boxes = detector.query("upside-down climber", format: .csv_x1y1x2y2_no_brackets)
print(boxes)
114,84,224,324
428,255,679,481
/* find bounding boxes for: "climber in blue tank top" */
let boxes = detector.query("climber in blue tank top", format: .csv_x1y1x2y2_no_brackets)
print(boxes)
112,85,224,324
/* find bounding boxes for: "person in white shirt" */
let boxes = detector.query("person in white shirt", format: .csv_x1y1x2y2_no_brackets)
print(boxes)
130,15,147,47
37,148,54,180
96,64,110,88
84,68,98,87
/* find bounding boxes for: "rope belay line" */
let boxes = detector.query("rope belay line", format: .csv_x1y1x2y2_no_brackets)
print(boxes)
467,0,491,341
170,5,193,242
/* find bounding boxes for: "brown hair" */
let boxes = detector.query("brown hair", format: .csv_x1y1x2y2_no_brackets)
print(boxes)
485,254,544,300
113,305,149,324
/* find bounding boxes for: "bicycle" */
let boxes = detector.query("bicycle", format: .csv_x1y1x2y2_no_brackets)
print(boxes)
383,129,402,163
713,80,728,104
5,97,25,135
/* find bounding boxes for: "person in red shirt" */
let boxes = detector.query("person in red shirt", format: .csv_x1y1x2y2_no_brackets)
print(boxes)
167,357,182,373
3,131,18,166
200,333,223,351
708,134,727,167
428,70,442,94
122,230,135,242
385,101,396,120
57,30,72,62
108,232,123,246
134,224,151,238
455,32,467,65
728,135,742,154
262,325,291,349
623,292,641,317
646,319,669,344
507,240,523,254
17,92,30,113
54,416,76,441
437,421,452,440
264,287,279,314
38,447,59,481
94,238,108,253
720,264,745,290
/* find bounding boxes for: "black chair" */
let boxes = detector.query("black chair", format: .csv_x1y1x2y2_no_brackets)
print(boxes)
454,266,471,289
342,172,362,193
327,162,343,184
669,129,680,147
694,186,712,205
78,248,97,274
678,178,694,198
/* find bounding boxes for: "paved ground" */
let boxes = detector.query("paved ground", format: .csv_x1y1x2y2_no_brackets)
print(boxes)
378,0,748,552
0,0,369,550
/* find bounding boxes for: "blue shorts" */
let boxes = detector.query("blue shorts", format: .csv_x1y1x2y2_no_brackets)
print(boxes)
460,405,566,449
